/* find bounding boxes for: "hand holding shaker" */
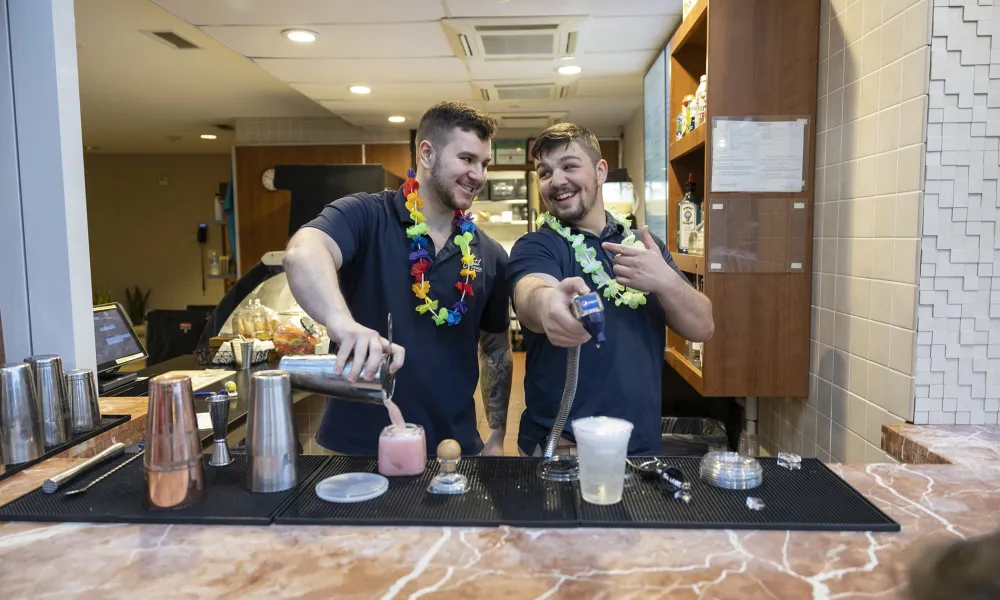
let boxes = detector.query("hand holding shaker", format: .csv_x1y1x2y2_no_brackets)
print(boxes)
246,370,298,493
0,363,44,465
144,373,205,510
24,355,71,447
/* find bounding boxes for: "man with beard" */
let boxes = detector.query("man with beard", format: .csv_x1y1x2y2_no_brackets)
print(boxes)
283,101,512,456
508,123,714,456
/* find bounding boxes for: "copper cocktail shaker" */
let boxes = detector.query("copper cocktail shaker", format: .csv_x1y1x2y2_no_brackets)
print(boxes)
144,373,205,510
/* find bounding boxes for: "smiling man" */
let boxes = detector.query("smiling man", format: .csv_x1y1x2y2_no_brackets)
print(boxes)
283,101,513,457
508,123,714,456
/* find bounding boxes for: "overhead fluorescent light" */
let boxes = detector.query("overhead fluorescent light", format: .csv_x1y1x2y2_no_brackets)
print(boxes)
282,29,318,43
349,85,371,95
459,34,473,57
558,65,581,75
200,134,217,140
388,116,406,123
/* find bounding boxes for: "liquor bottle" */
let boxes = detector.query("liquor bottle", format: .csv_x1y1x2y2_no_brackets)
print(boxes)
677,174,699,254
690,276,704,368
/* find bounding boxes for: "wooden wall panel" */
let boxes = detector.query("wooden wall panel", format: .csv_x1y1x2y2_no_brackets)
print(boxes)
600,140,620,170
235,144,364,273
364,143,411,180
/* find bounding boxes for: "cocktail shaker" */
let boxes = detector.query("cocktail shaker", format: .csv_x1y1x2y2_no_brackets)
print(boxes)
24,355,71,446
65,368,101,433
0,363,44,465
246,370,298,493
208,393,232,466
278,354,395,405
144,373,205,510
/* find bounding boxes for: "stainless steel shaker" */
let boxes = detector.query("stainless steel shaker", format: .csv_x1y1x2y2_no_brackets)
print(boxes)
278,354,395,405
24,355,71,446
144,373,205,510
65,369,101,433
246,370,298,493
0,363,44,465
208,393,233,466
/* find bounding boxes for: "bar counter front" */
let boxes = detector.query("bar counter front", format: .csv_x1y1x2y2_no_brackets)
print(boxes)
1,371,997,600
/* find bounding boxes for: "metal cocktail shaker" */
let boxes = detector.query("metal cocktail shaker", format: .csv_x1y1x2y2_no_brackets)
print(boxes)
278,354,395,404
65,368,101,433
246,370,298,493
24,355,71,446
0,363,44,465
144,373,205,510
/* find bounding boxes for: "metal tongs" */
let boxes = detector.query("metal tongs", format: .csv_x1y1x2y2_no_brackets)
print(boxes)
627,458,693,504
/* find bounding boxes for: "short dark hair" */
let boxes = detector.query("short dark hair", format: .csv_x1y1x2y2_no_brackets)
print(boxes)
530,122,602,164
417,101,497,148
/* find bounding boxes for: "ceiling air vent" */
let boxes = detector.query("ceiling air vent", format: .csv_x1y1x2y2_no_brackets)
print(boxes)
494,113,568,130
143,30,200,50
473,80,578,102
443,17,585,60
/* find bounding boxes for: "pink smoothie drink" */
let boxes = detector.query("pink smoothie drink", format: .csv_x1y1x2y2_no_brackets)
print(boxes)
378,424,426,476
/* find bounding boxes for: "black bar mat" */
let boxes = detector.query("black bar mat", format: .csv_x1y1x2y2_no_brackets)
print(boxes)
0,415,132,482
578,458,900,532
0,454,330,526
276,456,579,528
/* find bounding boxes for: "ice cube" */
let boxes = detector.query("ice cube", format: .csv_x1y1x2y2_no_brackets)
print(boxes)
777,452,801,470
746,496,765,511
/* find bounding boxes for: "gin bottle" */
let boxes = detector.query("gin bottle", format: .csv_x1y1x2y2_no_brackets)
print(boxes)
677,174,699,254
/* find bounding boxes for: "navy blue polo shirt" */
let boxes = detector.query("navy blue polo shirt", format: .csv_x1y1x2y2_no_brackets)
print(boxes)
507,212,688,455
301,187,509,455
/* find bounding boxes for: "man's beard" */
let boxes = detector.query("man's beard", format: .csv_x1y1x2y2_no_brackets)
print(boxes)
547,179,598,225
427,164,465,212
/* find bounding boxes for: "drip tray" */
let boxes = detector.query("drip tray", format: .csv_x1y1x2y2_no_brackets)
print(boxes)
276,456,579,528
0,415,132,482
580,458,900,532
0,454,329,526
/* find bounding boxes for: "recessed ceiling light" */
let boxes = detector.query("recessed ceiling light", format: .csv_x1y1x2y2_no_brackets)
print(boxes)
560,56,575,60
200,134,217,140
558,65,582,75
388,116,406,123
282,29,318,43
349,85,371,95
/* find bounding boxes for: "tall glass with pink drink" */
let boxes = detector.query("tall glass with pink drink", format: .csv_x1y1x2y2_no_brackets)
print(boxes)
378,423,427,476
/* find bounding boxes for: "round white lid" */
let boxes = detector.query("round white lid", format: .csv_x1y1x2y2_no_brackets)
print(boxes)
315,472,389,503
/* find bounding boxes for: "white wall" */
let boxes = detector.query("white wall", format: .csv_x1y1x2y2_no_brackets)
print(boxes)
915,0,1000,426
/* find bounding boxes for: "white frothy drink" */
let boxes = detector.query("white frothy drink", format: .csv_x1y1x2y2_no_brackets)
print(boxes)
572,417,634,505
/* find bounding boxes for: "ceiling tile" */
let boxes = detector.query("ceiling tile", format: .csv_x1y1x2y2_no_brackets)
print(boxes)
585,15,679,52
255,57,469,83
467,51,651,80
152,0,445,26
292,82,476,101
200,23,453,58
575,75,643,97
443,0,683,18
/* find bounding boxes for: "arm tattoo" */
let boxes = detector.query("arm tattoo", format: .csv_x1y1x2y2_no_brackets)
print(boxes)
479,330,513,430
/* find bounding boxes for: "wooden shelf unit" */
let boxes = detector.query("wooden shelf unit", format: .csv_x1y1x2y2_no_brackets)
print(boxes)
663,0,820,398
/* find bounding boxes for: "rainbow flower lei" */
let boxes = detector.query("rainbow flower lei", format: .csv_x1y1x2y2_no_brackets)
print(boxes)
536,208,648,309
403,169,477,326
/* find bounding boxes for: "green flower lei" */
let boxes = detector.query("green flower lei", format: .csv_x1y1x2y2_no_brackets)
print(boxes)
536,208,649,309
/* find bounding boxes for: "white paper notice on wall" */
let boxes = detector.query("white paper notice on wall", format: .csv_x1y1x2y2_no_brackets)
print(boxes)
711,118,807,193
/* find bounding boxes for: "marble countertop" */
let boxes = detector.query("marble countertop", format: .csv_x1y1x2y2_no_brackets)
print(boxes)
1,424,998,599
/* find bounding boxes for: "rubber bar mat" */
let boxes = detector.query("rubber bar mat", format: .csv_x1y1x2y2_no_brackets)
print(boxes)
0,415,132,482
275,456,579,528
579,458,900,532
0,453,330,526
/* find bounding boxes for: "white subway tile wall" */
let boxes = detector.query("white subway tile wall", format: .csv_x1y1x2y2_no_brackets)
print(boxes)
915,0,1000,426
759,0,929,462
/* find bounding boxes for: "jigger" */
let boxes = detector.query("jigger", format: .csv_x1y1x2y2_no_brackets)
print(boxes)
144,373,205,510
208,393,233,466
24,355,71,447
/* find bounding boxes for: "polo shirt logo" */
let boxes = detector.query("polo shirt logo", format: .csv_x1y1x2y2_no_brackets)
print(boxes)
471,257,483,274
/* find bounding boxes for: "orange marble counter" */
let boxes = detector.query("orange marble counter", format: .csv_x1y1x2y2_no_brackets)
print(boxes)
0,424,997,598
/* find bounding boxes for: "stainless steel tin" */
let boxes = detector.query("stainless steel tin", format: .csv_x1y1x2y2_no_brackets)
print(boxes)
0,363,44,465
278,354,394,405
65,368,101,433
144,373,205,510
246,370,298,493
24,355,71,446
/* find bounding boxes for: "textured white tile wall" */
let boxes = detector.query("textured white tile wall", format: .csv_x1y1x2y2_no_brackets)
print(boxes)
915,0,1000,426
759,0,928,463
